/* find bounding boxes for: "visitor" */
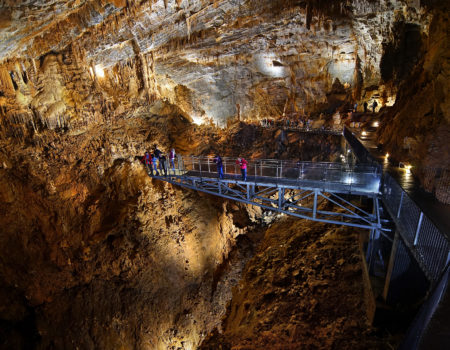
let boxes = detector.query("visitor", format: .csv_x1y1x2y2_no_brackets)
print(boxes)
154,144,162,159
159,153,167,176
144,151,153,175
152,153,159,176
214,154,224,179
363,101,368,113
236,157,248,181
169,148,176,171
372,100,378,113
353,102,358,112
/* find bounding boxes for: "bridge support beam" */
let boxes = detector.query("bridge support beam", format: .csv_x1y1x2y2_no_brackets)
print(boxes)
383,231,400,301
313,189,318,219
278,188,285,210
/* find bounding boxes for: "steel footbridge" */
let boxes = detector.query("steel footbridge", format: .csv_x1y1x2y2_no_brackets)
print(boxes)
150,156,383,231
147,126,450,349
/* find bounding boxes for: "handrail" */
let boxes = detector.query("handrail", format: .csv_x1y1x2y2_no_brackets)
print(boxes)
382,173,450,282
179,156,380,173
158,155,381,195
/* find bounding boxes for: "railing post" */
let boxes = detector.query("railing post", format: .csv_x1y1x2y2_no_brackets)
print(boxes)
313,189,318,218
413,212,424,246
397,191,404,218
207,158,210,173
280,162,283,179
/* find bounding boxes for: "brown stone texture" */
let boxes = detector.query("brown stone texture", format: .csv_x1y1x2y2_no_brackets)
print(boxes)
0,0,448,348
200,217,388,350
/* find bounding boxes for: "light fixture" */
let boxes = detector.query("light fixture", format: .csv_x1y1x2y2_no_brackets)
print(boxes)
362,131,367,136
94,65,105,78
372,121,379,127
385,153,389,158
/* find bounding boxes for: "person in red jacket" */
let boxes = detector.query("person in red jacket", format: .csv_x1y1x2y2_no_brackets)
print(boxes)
236,157,248,181
144,151,153,175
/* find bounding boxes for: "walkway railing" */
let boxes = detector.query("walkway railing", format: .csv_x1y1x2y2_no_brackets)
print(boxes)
343,126,380,169
165,156,381,195
382,173,450,281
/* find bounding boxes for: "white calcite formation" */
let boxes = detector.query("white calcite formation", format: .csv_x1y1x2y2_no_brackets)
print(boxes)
0,0,436,126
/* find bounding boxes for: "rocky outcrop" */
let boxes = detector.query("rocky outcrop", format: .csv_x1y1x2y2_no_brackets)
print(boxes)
1,0,442,129
200,216,387,350
376,8,450,202
0,116,262,348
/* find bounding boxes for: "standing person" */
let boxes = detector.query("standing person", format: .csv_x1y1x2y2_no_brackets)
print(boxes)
159,153,167,176
144,151,153,175
214,154,224,179
372,100,378,113
353,102,358,112
154,144,162,159
363,101,368,113
236,157,248,181
169,148,176,171
152,153,159,176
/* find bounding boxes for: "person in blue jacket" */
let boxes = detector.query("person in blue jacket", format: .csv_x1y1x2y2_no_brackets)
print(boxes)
214,155,224,179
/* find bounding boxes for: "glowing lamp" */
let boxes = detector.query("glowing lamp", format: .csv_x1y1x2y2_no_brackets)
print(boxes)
362,131,367,136
95,65,105,78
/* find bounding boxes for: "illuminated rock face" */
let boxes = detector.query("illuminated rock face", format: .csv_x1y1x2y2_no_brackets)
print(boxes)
0,0,436,127
0,0,449,348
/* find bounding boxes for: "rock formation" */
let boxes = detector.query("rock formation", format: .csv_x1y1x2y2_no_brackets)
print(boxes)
0,0,448,348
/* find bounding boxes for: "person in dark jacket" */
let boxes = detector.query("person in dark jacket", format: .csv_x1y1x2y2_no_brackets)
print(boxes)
372,100,378,113
214,155,224,179
159,153,167,176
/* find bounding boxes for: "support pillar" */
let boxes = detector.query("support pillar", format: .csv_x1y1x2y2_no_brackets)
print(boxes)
383,231,400,301
278,188,285,209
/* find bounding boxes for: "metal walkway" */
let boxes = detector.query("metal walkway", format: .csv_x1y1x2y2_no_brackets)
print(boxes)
150,156,382,231
344,127,450,285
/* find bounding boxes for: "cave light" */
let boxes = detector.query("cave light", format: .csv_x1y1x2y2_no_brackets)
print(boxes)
95,65,105,78
343,174,354,184
372,121,379,127
362,131,367,136
191,114,203,125
255,53,287,78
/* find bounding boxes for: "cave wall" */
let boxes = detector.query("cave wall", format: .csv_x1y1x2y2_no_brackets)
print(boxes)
0,115,262,348
0,0,449,348
0,0,438,132
376,8,449,201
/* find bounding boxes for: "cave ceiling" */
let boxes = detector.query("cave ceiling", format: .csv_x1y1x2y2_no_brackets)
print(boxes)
0,0,438,125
